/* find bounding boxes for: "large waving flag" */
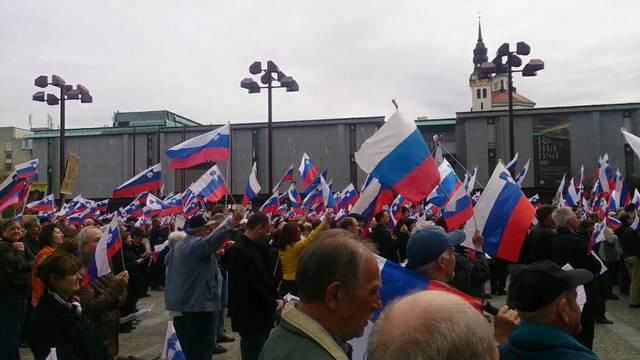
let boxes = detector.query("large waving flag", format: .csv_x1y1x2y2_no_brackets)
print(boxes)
298,153,319,189
242,162,261,205
302,185,323,210
162,194,183,216
25,194,56,212
272,164,294,193
166,124,230,169
427,159,462,207
514,159,530,187
349,255,484,359
193,164,229,202
162,321,186,360
355,110,439,202
15,159,39,180
123,199,144,217
443,184,474,230
84,217,122,285
463,162,536,262
113,163,161,198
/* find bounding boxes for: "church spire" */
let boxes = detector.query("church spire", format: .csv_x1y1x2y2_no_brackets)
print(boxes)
472,17,488,68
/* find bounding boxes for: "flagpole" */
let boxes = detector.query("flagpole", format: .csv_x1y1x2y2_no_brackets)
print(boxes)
439,143,487,189
117,219,126,271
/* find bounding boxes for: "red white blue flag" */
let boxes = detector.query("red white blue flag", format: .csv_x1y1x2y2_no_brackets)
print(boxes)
25,194,56,212
260,193,280,214
84,217,122,285
427,159,462,207
166,124,230,169
0,173,27,212
298,153,319,189
355,110,439,202
272,164,294,193
442,184,473,230
15,159,39,180
463,162,535,262
113,163,161,198
242,162,261,205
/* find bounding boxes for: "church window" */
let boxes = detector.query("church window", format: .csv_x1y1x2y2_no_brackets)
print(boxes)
481,102,484,110
482,89,487,98
477,89,481,99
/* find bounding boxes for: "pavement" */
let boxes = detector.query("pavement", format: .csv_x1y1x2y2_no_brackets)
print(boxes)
20,287,640,359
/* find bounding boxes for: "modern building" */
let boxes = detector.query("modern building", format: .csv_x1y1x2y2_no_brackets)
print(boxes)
0,127,33,180
28,110,384,201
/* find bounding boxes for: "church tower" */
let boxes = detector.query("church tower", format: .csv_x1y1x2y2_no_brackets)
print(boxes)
469,20,493,111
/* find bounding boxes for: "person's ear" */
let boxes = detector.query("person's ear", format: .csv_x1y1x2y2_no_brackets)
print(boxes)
557,296,570,324
325,281,344,311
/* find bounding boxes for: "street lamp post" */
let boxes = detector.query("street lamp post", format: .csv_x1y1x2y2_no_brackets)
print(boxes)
480,42,544,159
33,75,92,200
241,61,299,191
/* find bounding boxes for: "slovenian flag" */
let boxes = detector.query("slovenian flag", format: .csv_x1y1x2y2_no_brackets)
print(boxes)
162,321,185,360
513,159,530,187
320,175,337,210
84,217,122,285
565,177,580,207
96,199,109,214
338,183,359,210
15,159,39,180
298,153,319,189
260,193,280,214
144,193,166,218
302,185,323,210
25,194,56,212
272,164,294,193
162,194,183,216
113,163,161,198
166,124,230,169
123,199,144,217
463,161,536,262
242,162,261,205
350,177,394,228
505,152,518,174
427,159,462,207
196,165,229,202
0,173,27,212
442,184,474,230
354,110,439,202
348,255,485,359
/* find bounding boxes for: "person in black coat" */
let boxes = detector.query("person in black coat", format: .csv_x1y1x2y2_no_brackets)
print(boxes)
0,218,34,360
370,210,399,263
113,229,150,326
550,207,602,350
28,252,110,360
148,217,169,290
520,205,556,264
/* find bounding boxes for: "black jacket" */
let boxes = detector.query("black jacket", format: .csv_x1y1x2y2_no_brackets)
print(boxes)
113,242,147,299
451,246,490,298
149,225,169,246
28,290,111,360
22,233,41,257
620,226,640,259
371,224,399,263
0,239,34,298
520,223,556,264
223,234,279,334
551,227,602,301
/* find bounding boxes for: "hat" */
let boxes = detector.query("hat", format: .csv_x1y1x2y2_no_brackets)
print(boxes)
507,260,593,312
406,226,466,269
185,214,215,231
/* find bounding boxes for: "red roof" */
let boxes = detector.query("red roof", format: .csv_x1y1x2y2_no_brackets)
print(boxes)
491,90,535,106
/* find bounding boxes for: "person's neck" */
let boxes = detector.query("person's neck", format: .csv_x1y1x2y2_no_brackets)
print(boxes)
243,230,262,243
51,288,73,301
297,302,345,342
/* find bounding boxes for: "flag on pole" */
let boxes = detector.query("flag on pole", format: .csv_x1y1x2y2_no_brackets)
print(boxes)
162,194,183,216
505,153,519,174
272,164,294,193
442,184,474,230
565,177,580,207
144,194,166,218
463,162,536,262
337,183,359,210
0,173,27,212
193,164,229,202
15,159,39,180
298,153,319,189
514,159,530,187
259,193,280,214
427,159,462,207
463,166,478,195
113,163,162,198
84,217,122,285
622,128,640,161
320,175,337,210
354,110,440,202
350,177,395,227
242,162,261,205
166,124,230,169
25,194,56,212
553,174,566,205
433,135,444,166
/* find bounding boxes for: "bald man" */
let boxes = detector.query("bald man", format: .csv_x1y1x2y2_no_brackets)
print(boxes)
367,290,499,360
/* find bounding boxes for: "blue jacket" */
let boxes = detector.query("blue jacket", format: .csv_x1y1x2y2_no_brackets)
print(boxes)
499,321,599,360
164,222,231,312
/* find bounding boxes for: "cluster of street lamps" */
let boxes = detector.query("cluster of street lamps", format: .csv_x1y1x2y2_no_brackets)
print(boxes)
479,41,544,159
241,61,299,190
32,75,92,199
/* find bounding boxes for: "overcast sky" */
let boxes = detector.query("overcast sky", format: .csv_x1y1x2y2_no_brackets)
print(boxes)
1,1,638,129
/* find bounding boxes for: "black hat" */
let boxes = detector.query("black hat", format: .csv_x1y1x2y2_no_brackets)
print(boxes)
185,215,211,230
507,260,593,312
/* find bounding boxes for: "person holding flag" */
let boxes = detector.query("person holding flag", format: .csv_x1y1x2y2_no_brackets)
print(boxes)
76,224,129,357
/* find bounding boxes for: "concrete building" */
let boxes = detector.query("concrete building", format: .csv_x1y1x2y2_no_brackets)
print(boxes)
28,110,384,200
0,127,33,180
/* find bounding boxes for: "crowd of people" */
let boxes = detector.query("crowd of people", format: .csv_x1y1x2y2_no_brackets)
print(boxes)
1,197,638,359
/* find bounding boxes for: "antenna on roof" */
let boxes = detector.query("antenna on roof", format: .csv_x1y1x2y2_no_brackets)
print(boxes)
391,99,399,110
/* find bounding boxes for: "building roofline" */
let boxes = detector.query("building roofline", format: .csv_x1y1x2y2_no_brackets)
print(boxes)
456,102,640,118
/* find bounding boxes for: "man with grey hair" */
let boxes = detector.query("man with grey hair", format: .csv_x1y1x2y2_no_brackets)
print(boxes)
550,207,601,349
367,290,499,360
259,229,382,360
